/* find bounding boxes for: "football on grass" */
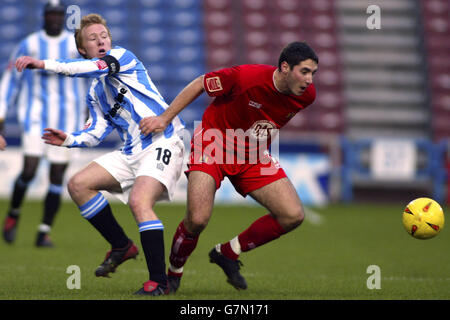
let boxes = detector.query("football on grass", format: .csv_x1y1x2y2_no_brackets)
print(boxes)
402,197,445,239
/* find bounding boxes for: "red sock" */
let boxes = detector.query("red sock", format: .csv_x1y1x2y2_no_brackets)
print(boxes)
169,221,199,270
238,214,286,252
220,241,239,260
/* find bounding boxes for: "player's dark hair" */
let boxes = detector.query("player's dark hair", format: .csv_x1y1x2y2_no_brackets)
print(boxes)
278,42,318,70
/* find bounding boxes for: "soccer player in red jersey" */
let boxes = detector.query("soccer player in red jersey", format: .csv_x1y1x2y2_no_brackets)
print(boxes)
139,42,318,292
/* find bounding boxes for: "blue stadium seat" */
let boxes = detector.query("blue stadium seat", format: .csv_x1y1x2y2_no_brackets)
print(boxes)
167,28,204,46
140,45,166,64
138,0,167,9
139,9,164,26
170,10,203,28
168,46,205,64
0,24,24,41
139,28,166,45
102,9,128,24
169,0,201,10
146,65,166,83
0,5,23,22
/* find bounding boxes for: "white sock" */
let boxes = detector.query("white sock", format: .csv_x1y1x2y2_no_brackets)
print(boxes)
229,236,242,256
38,224,51,233
169,265,183,274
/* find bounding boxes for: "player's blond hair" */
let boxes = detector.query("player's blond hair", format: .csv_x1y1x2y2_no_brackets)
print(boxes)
74,13,112,57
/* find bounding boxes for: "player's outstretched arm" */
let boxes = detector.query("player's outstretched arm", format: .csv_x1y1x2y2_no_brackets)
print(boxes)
139,75,205,135
15,56,45,72
42,128,68,146
0,134,6,150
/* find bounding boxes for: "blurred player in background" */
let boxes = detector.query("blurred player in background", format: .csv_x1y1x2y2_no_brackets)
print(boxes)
0,1,86,247
139,41,318,292
15,13,185,296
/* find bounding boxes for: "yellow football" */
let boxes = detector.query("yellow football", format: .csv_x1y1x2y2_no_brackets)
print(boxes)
402,197,445,239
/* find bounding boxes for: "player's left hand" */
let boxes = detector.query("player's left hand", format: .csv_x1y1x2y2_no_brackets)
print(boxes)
15,56,45,72
139,116,169,135
42,128,67,146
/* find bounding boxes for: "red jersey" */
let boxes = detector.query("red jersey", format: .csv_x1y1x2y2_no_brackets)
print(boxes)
199,64,316,162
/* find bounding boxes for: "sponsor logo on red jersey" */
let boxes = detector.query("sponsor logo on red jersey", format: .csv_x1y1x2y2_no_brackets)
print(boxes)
249,120,277,140
248,100,262,109
205,76,223,92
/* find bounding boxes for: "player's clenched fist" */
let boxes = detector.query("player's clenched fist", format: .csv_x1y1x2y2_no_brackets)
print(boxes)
15,56,45,72
139,116,169,135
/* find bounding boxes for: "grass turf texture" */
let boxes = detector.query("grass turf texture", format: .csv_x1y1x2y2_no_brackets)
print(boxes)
0,199,448,300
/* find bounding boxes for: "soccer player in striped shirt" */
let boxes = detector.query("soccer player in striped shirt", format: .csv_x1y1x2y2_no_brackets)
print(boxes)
0,1,87,247
140,42,318,292
15,13,185,296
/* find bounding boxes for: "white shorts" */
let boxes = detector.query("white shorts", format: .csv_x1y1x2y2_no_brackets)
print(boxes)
22,132,72,164
94,135,185,204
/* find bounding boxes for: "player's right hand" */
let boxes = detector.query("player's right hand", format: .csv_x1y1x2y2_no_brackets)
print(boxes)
42,128,67,146
139,116,169,135
15,56,45,72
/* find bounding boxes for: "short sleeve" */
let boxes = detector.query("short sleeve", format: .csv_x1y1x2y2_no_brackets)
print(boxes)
203,66,240,97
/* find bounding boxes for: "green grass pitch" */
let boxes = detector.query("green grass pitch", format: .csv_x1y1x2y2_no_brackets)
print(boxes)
0,199,448,300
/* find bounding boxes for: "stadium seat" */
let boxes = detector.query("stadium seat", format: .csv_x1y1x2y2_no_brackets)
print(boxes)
139,9,164,26
0,5,23,22
170,0,200,10
206,29,234,47
203,0,231,11
140,45,166,64
139,28,166,45
242,0,268,11
419,0,450,140
168,46,205,64
245,49,273,65
206,47,238,71
167,28,204,46
138,0,166,9
171,10,202,29
273,0,301,12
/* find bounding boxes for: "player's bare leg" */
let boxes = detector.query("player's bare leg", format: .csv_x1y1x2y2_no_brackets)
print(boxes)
67,162,122,206
68,162,137,278
250,177,305,232
214,177,305,290
129,176,170,296
168,170,216,293
184,171,216,234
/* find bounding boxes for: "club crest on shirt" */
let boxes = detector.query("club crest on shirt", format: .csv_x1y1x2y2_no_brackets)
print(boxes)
83,119,92,130
205,76,223,92
95,60,108,70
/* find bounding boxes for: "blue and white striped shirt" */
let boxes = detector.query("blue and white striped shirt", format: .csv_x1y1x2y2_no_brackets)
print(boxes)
44,46,185,155
0,30,87,135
